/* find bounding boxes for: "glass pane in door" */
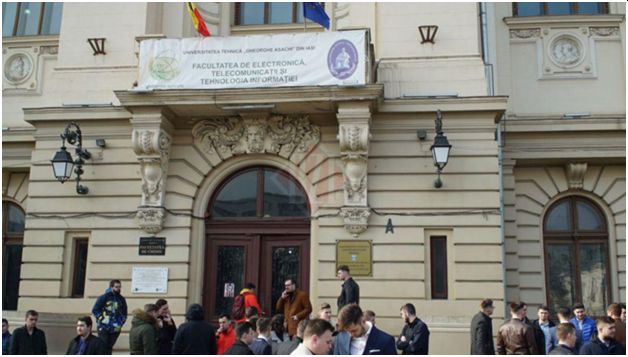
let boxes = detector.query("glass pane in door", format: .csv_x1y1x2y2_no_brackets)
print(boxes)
270,246,300,316
546,244,575,313
579,243,608,316
2,244,23,310
215,246,245,316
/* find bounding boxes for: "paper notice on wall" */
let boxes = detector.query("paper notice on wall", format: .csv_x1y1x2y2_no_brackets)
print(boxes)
132,267,168,294
223,283,235,298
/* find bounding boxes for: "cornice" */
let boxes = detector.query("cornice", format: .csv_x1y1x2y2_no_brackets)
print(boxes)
379,96,509,122
2,35,59,47
23,106,132,125
503,14,625,27
502,115,626,133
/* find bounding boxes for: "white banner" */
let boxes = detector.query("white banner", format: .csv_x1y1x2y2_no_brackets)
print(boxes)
137,30,366,90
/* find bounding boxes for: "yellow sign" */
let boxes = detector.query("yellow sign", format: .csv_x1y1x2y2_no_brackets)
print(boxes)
336,240,372,277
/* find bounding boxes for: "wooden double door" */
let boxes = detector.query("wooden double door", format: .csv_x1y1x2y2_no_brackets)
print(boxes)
204,233,310,320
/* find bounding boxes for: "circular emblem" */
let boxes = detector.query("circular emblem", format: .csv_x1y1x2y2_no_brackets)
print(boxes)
4,53,33,84
550,36,583,68
327,39,358,80
148,50,180,81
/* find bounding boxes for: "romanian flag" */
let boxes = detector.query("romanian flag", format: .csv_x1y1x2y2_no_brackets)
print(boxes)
186,2,210,37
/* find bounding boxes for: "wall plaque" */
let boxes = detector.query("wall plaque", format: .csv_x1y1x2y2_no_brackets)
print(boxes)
132,267,168,293
336,240,372,277
139,237,166,255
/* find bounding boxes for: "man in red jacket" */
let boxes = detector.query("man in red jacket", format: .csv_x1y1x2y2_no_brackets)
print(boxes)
236,283,263,324
216,314,236,355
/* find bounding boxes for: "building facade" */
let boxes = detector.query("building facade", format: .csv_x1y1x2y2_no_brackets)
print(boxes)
2,2,625,354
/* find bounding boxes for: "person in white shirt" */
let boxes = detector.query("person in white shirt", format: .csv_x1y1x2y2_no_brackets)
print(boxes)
291,319,334,355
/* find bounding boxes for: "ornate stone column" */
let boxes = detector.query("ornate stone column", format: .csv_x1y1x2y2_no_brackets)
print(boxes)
131,108,174,234
337,102,372,236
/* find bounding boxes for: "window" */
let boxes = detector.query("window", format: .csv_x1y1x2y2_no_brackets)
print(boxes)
2,2,63,37
513,2,608,16
544,196,610,317
209,166,309,219
71,238,88,297
430,236,448,299
235,2,308,25
2,201,25,310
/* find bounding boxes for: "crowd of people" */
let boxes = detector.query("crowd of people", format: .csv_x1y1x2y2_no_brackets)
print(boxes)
1,266,626,355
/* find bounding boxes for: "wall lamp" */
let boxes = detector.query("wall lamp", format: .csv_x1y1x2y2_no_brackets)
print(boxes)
51,122,91,194
430,110,452,188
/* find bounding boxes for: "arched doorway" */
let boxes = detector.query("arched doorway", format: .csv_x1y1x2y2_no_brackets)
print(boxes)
543,196,611,317
203,166,310,320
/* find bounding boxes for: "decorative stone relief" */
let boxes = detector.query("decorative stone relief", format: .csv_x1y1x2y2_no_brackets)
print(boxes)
589,27,619,37
539,30,594,79
192,114,320,158
4,53,33,84
340,207,371,237
565,162,587,190
549,35,583,68
509,28,541,39
132,127,172,233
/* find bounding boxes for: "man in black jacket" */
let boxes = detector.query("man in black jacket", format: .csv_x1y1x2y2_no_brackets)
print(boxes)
580,316,625,355
9,310,47,355
396,303,430,355
533,305,558,354
172,304,217,354
550,323,577,355
155,299,177,355
470,298,496,355
337,265,359,311
66,316,107,355
225,321,255,355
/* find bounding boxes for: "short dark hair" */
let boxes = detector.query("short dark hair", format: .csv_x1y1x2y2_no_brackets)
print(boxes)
246,282,256,289
572,302,585,311
235,321,254,339
77,316,93,327
219,313,231,321
271,314,284,333
538,305,549,312
619,303,626,310
109,279,121,287
556,322,575,341
249,317,259,332
480,299,494,309
509,302,526,313
2,318,8,325
257,317,271,333
144,304,159,313
296,319,309,338
607,303,621,318
596,316,615,329
304,318,334,339
320,302,331,311
401,303,416,316
245,307,259,319
557,307,572,319
25,310,39,318
337,265,350,273
155,299,168,308
337,304,363,330
285,277,297,286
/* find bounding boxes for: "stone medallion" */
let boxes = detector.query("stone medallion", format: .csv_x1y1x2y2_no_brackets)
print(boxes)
4,53,33,84
549,36,583,68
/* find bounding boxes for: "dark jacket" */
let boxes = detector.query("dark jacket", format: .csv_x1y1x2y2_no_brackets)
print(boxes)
334,324,396,355
65,334,108,355
157,316,177,355
250,337,272,355
532,319,557,355
172,304,217,355
276,336,301,355
579,337,626,355
9,325,47,355
337,277,360,311
397,318,430,355
129,309,159,355
92,287,128,333
276,289,313,337
497,318,538,355
549,344,576,355
225,340,254,355
3,331,11,355
470,311,495,355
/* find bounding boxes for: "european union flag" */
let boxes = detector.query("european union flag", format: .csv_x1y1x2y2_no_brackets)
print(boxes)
303,2,330,29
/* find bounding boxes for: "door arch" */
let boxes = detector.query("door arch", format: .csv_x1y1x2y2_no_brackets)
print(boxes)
203,166,311,320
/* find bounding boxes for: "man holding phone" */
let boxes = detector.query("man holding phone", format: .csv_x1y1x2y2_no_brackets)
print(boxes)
276,278,312,338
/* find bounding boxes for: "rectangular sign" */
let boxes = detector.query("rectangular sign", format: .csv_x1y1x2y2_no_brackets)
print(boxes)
132,267,168,294
137,30,366,90
139,237,166,256
336,240,372,277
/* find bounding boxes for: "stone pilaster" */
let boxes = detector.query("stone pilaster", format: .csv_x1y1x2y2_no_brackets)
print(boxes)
131,109,174,234
337,102,372,236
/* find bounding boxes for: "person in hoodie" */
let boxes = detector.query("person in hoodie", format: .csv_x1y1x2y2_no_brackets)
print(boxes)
65,316,107,355
91,279,127,354
172,303,217,354
236,283,263,324
129,304,159,355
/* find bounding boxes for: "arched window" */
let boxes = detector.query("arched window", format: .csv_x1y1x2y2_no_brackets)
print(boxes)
3,200,25,310
543,196,610,317
209,166,309,219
